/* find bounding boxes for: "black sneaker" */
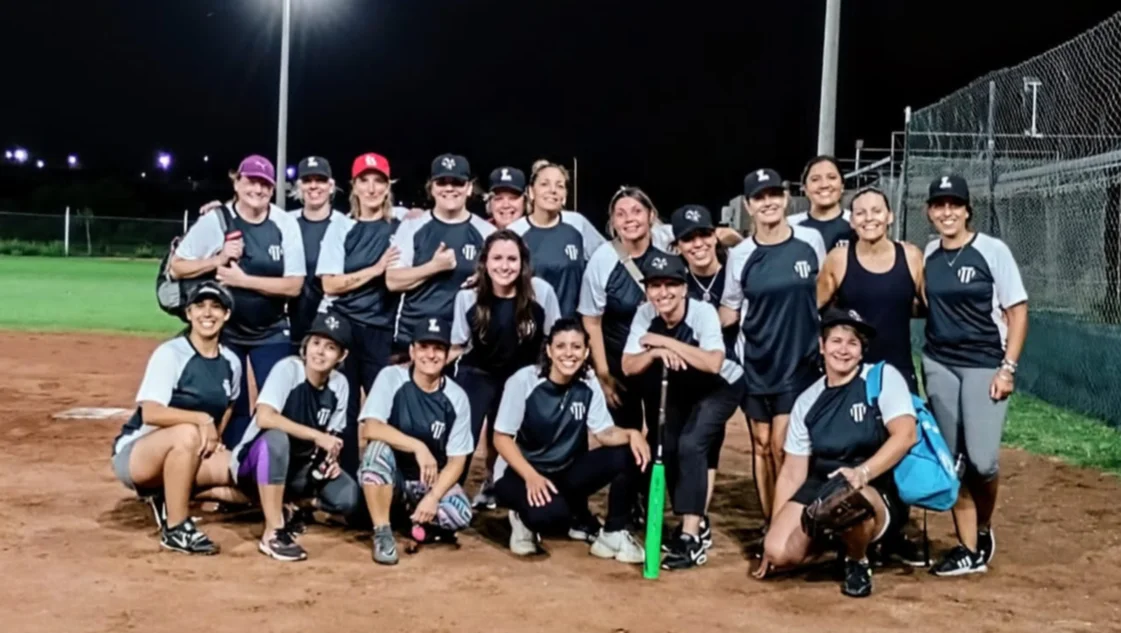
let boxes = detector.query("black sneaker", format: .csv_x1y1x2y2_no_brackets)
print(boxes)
142,493,167,532
662,522,683,553
879,533,929,567
699,515,713,550
568,511,602,544
258,528,307,562
976,527,995,567
283,505,308,537
841,558,873,597
930,545,986,577
662,533,707,570
160,519,219,555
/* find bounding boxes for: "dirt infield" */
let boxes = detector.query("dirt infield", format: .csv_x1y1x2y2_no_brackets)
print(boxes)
2,331,1121,632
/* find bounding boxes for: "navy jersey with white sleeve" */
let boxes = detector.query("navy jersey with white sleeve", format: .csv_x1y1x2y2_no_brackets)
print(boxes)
724,226,827,394
451,277,560,379
391,212,495,344
316,214,398,328
288,208,344,339
624,298,743,395
228,356,348,483
788,209,853,252
112,336,242,455
685,265,740,359
508,212,606,317
492,365,614,481
923,233,1028,368
175,206,306,346
358,365,474,480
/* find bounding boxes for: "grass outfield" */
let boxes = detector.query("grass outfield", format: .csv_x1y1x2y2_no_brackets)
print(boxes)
3,255,1120,474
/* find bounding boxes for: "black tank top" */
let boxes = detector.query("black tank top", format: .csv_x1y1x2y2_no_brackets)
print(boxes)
835,242,918,391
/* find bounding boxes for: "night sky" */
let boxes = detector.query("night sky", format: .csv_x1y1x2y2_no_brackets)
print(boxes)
2,0,1117,219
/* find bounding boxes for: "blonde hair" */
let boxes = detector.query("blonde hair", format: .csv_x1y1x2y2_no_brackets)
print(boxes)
288,179,338,204
527,159,571,215
349,178,396,221
606,185,664,239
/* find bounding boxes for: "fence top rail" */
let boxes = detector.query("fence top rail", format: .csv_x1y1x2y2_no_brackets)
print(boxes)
0,211,184,224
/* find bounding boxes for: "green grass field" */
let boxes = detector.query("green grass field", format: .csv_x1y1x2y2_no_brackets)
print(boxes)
3,255,1120,474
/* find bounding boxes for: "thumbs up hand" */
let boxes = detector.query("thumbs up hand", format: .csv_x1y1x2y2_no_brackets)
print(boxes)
433,242,457,272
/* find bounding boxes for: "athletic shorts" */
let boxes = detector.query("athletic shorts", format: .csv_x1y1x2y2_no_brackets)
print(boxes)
742,390,801,423
791,474,905,543
111,441,137,491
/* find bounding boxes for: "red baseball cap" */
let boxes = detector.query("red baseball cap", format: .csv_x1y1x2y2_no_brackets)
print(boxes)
352,153,391,179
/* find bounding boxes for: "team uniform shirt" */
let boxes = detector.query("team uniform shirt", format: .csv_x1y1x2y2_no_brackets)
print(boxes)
451,277,561,379
228,356,348,483
785,363,916,477
359,365,473,481
624,298,744,398
112,336,242,455
788,209,853,252
316,214,398,329
923,232,1027,368
684,265,740,359
508,212,606,317
288,208,345,339
392,212,495,344
175,205,306,346
492,365,614,481
724,226,827,394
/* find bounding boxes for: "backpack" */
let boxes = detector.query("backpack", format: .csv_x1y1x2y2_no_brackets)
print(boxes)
156,206,231,322
865,361,960,512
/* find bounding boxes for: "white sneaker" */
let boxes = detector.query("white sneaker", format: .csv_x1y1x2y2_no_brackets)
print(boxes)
508,511,538,556
590,528,645,564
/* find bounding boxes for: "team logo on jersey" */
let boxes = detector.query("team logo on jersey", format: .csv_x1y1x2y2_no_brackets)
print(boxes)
430,420,447,440
316,407,331,428
794,260,812,279
685,208,701,222
836,238,849,249
268,244,283,261
570,401,586,421
957,266,976,284
462,244,477,260
652,257,668,270
939,176,953,190
500,168,513,182
326,315,340,330
850,402,867,423
756,169,770,182
565,244,579,261
428,319,441,333
441,157,456,170
222,379,232,398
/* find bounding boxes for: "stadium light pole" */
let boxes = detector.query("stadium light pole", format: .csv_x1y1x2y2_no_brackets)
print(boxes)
275,0,293,206
816,0,841,155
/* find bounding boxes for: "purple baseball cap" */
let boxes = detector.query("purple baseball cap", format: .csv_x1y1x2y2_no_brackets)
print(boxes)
237,154,276,186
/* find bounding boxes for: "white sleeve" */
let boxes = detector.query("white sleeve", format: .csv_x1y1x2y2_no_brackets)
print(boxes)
277,214,307,277
722,244,749,309
444,384,475,457
533,278,561,334
392,206,409,222
493,370,531,436
571,212,607,261
174,212,224,260
450,290,475,346
783,393,813,456
577,246,612,317
991,240,1028,308
315,217,348,276
652,223,676,251
134,344,182,405
360,367,402,422
623,303,654,354
221,346,243,403
693,302,725,353
805,228,827,267
327,373,349,434
255,357,300,412
585,378,613,434
877,365,917,425
392,218,418,268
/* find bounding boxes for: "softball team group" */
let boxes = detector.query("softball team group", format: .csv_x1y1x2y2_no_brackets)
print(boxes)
109,151,1028,598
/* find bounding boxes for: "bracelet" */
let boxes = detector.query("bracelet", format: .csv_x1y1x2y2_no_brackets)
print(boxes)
1000,358,1018,374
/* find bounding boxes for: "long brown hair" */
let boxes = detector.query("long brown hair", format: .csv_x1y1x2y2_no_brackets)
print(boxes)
472,230,537,343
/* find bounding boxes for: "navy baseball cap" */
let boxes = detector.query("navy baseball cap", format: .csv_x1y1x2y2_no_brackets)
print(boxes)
671,204,715,242
187,281,234,311
412,317,452,346
927,174,970,205
306,311,352,350
640,253,688,284
488,166,526,194
743,168,785,199
431,154,471,182
820,306,876,339
297,156,332,179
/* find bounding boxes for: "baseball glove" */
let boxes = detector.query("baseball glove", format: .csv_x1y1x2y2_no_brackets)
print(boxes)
800,476,875,540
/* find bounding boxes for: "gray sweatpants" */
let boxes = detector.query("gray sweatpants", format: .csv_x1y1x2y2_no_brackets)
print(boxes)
921,356,1010,481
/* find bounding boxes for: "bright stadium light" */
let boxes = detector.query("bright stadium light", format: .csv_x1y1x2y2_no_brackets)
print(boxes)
141,171,147,178
203,155,209,163
157,152,172,170
67,154,79,167
3,150,11,160
35,159,45,169
13,148,28,164
286,166,296,180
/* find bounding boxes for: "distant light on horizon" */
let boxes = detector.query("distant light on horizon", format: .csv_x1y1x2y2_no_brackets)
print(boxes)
35,160,45,169
286,166,296,179
141,171,147,178
203,155,209,163
4,150,11,160
157,152,172,170
13,148,28,163
67,154,78,167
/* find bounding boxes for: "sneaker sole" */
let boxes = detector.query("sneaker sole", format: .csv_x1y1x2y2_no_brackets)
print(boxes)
590,543,645,565
841,586,873,598
662,554,708,570
160,540,219,556
374,555,399,565
931,563,988,577
568,529,596,543
257,541,307,562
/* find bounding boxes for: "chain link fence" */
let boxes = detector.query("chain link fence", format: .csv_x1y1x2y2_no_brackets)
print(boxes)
0,210,186,258
900,11,1121,426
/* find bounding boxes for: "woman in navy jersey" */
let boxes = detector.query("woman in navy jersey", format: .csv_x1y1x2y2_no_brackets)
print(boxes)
921,174,1028,577
286,156,345,349
724,168,826,526
508,160,606,317
493,318,650,563
449,230,560,508
317,152,401,476
817,187,924,392
787,156,853,252
171,155,306,449
110,282,242,555
485,166,527,230
387,153,495,355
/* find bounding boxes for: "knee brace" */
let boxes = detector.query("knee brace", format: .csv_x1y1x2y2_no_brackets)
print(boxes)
359,441,397,486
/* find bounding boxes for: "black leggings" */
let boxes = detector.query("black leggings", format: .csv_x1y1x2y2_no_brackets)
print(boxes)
452,364,505,484
494,445,636,533
339,320,393,477
662,380,744,516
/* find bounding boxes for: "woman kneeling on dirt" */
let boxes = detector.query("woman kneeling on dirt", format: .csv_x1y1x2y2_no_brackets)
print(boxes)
110,281,243,555
753,308,916,598
228,310,363,562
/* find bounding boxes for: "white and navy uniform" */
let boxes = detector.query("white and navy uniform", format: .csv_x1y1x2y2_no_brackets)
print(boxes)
508,212,606,317
785,363,915,537
357,365,474,530
788,209,853,252
287,208,345,347
175,204,306,447
450,278,560,478
228,357,361,518
684,265,740,362
111,336,242,491
577,234,674,430
491,366,637,533
922,233,1027,479
625,299,744,515
391,212,495,348
316,213,398,474
724,226,827,421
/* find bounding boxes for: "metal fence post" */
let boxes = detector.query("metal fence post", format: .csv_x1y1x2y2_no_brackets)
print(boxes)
899,107,912,242
987,80,998,236
183,209,189,235
64,206,70,257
